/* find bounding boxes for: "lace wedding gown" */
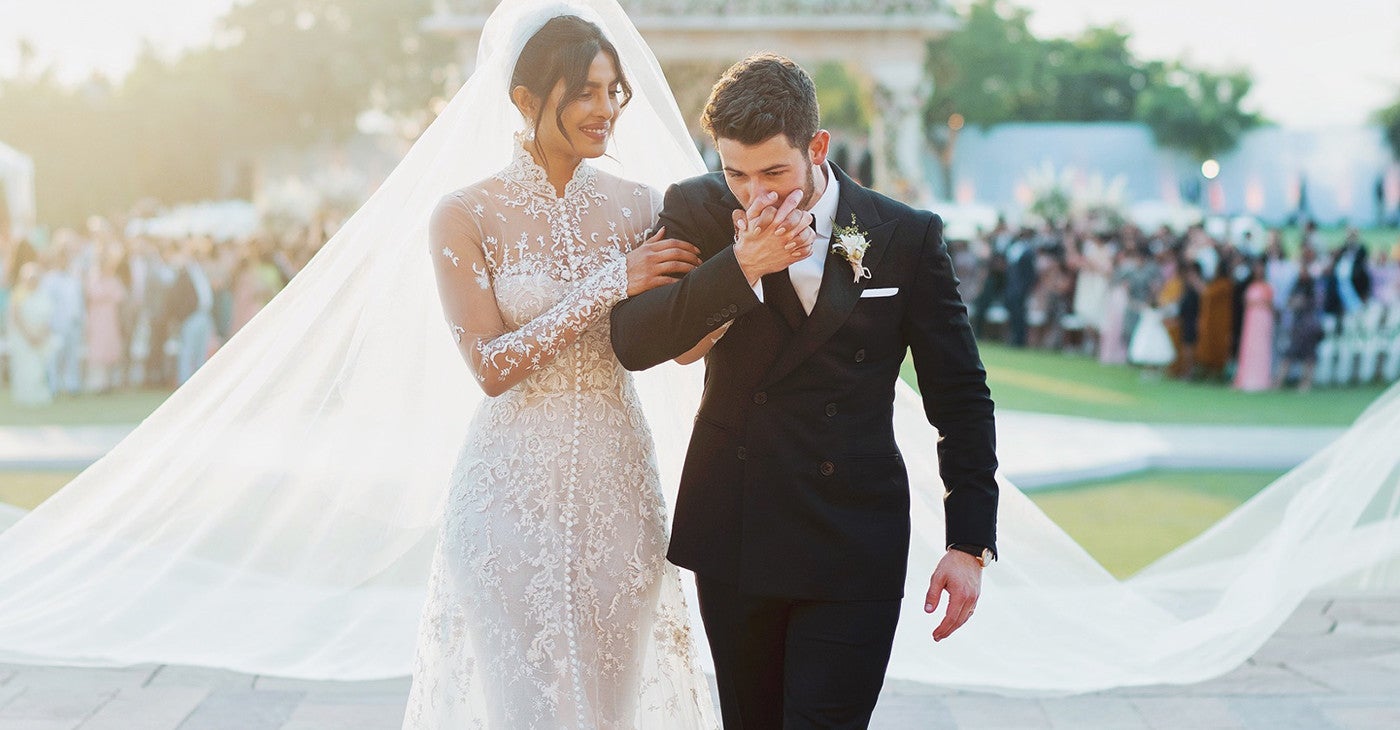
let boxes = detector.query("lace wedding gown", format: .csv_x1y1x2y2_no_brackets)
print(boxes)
400,141,717,729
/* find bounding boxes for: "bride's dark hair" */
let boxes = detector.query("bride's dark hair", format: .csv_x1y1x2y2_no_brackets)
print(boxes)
511,15,633,145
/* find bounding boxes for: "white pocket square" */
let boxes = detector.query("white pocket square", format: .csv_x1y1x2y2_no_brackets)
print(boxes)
860,287,899,298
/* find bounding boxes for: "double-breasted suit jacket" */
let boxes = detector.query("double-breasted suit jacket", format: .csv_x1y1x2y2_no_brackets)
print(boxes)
610,164,998,601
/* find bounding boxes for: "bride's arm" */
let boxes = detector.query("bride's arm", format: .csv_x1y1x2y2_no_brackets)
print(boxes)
430,195,628,397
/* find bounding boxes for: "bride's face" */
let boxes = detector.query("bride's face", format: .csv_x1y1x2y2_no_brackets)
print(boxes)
531,52,622,164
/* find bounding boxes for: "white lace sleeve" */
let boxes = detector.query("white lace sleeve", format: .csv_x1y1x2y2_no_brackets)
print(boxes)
429,194,628,396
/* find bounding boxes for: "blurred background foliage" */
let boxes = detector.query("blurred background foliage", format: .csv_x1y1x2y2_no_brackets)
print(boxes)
921,0,1269,194
2,0,1396,228
0,0,453,227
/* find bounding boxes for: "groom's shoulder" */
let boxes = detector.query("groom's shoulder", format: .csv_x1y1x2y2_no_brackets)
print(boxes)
849,181,941,237
667,171,731,203
832,166,938,230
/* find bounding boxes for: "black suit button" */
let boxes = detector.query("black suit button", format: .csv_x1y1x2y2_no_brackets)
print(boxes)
737,447,748,460
854,349,867,363
727,304,738,314
825,403,837,417
819,461,835,477
706,316,717,326
753,392,768,405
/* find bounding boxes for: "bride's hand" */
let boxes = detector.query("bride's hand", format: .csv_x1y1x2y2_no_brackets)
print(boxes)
732,189,815,285
626,227,702,297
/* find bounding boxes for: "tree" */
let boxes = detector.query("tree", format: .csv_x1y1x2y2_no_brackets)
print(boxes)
1379,97,1400,162
213,0,454,151
923,0,1046,197
0,62,138,226
1138,66,1263,162
924,0,1045,131
0,1,455,227
812,62,871,133
921,0,1264,197
1035,27,1145,122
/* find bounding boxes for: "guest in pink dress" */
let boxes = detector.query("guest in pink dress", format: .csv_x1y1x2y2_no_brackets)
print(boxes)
1097,250,1131,365
85,249,128,392
230,239,285,335
1233,258,1275,392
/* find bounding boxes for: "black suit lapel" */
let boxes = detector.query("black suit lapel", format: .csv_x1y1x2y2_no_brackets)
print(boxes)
760,165,898,387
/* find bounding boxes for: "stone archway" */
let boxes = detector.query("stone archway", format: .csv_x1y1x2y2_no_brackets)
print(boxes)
424,1,958,198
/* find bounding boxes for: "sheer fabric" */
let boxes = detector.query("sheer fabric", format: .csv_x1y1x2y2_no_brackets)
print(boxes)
0,0,1396,702
0,0,708,686
401,143,715,728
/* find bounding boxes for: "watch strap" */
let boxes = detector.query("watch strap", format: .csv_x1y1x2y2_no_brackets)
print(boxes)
948,543,996,565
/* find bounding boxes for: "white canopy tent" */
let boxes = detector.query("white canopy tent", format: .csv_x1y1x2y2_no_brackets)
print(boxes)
0,139,37,240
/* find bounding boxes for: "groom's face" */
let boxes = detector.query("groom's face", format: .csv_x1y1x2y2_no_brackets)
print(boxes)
717,131,829,212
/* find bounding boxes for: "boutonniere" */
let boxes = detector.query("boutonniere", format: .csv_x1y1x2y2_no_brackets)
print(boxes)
830,214,872,283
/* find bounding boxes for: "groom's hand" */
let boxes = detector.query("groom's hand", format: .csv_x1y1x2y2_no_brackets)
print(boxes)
926,549,983,642
733,189,815,285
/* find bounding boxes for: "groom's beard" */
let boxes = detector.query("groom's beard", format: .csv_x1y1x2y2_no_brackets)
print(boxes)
799,164,819,213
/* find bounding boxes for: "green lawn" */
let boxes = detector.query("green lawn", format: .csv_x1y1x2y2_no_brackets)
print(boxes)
0,471,78,510
5,327,1384,577
900,343,1391,426
4,325,1393,430
0,467,1281,580
9,350,1388,429
1027,469,1283,578
1278,225,1398,256
0,389,173,427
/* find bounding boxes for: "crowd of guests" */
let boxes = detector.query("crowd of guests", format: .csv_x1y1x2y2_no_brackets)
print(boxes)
1,217,333,406
6,206,1399,407
955,220,1400,392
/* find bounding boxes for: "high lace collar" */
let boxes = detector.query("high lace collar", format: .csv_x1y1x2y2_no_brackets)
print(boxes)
498,131,597,201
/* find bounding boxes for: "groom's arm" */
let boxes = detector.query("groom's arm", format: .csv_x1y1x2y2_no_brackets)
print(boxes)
610,184,761,371
902,213,999,553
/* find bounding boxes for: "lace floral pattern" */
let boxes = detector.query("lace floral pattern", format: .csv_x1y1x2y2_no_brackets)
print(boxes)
404,143,716,729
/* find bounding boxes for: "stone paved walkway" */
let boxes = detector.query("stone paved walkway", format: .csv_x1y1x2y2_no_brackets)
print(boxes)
1,596,1395,729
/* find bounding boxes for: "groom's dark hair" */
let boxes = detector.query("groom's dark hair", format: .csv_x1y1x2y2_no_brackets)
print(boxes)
702,53,820,150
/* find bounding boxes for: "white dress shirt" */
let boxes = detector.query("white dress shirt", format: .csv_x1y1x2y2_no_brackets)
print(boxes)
753,162,840,314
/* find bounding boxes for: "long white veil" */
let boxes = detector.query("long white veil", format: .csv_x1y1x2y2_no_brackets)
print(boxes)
0,0,1398,694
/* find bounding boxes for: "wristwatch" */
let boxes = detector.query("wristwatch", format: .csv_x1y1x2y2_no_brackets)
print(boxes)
948,543,996,568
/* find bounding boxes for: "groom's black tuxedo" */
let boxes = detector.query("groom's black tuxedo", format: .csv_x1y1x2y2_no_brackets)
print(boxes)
612,163,997,728
611,164,998,599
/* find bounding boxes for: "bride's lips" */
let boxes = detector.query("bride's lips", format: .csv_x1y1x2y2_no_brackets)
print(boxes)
579,124,610,143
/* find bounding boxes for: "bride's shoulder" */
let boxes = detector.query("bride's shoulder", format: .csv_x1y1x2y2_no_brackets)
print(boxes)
435,180,498,218
430,182,497,242
595,170,663,211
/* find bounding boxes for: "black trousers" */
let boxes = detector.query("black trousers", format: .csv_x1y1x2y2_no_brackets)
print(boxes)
695,574,902,730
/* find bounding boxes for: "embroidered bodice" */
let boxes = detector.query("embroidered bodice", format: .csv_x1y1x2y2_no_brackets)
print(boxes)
429,141,661,397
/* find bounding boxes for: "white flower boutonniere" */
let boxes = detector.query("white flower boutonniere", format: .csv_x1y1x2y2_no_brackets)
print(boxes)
831,214,872,283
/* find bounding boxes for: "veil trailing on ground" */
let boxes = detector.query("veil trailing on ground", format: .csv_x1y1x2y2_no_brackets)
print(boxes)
0,0,702,680
0,0,1397,695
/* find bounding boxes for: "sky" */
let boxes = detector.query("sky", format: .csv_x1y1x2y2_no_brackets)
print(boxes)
1,0,1397,128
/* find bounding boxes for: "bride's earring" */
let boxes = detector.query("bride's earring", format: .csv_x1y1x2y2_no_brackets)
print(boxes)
525,127,537,142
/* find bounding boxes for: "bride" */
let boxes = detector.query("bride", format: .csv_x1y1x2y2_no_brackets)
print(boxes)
402,11,717,729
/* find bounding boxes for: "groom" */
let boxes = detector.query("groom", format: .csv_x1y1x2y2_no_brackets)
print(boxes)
611,53,998,728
